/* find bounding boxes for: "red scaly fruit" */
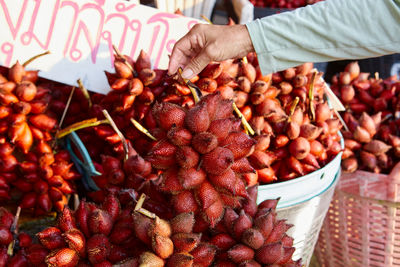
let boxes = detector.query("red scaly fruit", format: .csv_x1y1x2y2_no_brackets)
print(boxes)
58,207,76,232
160,168,184,193
185,102,210,133
191,242,217,267
166,253,194,267
88,209,113,236
37,227,65,250
220,131,256,159
265,220,293,243
0,226,13,245
192,132,218,154
75,200,91,238
233,210,253,240
139,251,164,267
178,167,206,189
63,228,86,257
152,102,186,130
152,234,174,259
0,207,14,228
25,244,49,265
255,242,284,265
172,191,199,214
170,212,195,234
227,244,255,264
208,118,241,143
102,194,120,223
133,213,153,245
176,146,200,169
202,147,234,175
87,234,111,264
210,233,236,251
171,233,201,253
46,248,79,267
167,127,192,146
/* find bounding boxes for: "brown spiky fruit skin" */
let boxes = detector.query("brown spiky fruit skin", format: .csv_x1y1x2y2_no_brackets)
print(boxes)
35,194,142,265
148,92,256,227
206,185,301,267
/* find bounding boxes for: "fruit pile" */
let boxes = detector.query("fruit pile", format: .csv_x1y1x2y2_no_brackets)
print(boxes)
0,59,79,214
31,185,301,266
0,35,343,265
249,0,323,9
331,61,400,174
90,49,341,187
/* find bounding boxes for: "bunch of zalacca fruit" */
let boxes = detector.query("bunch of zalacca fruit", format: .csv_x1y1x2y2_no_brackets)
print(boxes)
332,61,400,174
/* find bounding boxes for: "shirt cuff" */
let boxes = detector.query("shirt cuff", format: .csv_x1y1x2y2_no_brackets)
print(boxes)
246,19,277,75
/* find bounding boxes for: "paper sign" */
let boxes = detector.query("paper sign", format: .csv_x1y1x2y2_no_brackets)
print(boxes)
0,0,200,94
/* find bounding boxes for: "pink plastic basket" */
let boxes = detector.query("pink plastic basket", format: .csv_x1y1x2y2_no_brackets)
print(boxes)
314,168,400,267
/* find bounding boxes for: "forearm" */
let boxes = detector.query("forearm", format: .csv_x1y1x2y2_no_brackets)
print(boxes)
246,0,400,74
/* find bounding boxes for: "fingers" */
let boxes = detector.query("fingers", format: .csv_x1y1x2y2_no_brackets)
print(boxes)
168,34,194,75
181,48,211,79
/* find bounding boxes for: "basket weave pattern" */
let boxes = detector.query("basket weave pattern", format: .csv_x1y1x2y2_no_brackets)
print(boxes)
315,171,400,267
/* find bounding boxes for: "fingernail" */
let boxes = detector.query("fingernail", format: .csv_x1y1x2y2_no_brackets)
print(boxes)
181,68,194,79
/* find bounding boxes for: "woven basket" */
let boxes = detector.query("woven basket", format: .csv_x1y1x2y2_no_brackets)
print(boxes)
314,169,400,267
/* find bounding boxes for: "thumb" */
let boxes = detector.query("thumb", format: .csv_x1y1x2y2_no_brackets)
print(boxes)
181,50,211,79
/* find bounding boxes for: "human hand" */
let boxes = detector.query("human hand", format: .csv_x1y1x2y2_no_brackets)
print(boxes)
168,24,254,79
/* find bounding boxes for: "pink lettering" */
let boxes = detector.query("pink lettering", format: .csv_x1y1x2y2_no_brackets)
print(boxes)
0,0,28,40
115,2,136,12
147,13,178,68
20,0,61,50
128,20,141,60
1,42,14,66
63,2,105,63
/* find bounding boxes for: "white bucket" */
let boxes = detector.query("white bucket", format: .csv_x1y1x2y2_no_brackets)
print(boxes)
256,136,343,266
155,0,217,20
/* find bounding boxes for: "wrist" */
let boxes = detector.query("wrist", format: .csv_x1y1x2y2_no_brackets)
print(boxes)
238,24,255,55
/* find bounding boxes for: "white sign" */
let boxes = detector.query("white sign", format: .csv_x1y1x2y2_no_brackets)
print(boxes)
0,0,200,94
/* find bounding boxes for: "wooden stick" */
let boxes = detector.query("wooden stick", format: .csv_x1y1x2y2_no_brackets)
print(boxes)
201,14,213,24
102,109,129,161
23,51,50,67
77,79,92,108
308,71,317,121
59,87,75,129
7,207,21,256
56,118,107,139
130,118,157,141
134,193,146,211
233,102,255,135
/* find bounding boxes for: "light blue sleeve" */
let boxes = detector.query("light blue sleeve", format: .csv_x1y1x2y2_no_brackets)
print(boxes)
246,0,400,74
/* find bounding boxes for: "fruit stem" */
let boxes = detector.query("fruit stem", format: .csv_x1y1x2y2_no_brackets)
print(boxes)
77,79,92,108
201,15,213,25
22,51,50,67
308,71,317,121
333,109,349,132
56,118,108,139
102,109,129,161
178,67,200,103
233,102,255,135
130,118,157,141
287,96,299,122
134,193,156,219
59,87,76,130
73,193,80,211
7,206,21,256
113,44,137,77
